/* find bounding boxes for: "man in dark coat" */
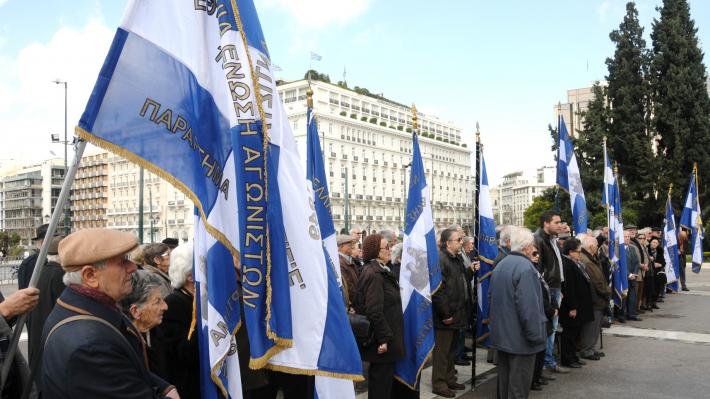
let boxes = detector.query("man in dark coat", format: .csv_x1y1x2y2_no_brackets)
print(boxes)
624,229,642,321
0,287,39,398
17,224,49,290
41,228,178,398
559,238,594,368
532,211,567,374
337,234,359,310
578,235,609,360
26,236,65,371
431,227,468,398
489,227,547,399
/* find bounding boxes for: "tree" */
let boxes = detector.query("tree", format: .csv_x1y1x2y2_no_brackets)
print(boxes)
523,188,571,231
651,0,710,217
605,2,658,226
304,69,331,83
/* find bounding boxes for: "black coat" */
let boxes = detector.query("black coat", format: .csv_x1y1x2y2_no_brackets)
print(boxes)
533,229,563,288
27,260,64,367
17,251,41,290
155,288,199,399
559,256,595,328
41,287,172,398
432,249,468,330
355,260,404,363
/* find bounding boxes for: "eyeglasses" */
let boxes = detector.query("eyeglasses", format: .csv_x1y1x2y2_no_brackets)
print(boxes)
160,252,170,258
532,251,539,257
448,237,463,242
379,246,391,251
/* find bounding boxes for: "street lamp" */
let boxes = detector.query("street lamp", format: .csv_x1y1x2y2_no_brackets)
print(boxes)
53,79,69,234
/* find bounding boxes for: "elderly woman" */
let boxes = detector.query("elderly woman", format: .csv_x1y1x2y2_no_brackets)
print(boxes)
121,270,168,377
559,238,594,368
355,233,404,399
153,243,199,399
142,243,172,296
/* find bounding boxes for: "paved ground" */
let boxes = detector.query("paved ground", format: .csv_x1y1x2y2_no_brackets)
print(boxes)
458,266,710,399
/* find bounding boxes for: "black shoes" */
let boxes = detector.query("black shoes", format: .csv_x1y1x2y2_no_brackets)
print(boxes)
454,359,470,366
562,362,583,368
627,316,642,321
582,354,601,361
682,286,690,291
531,383,543,391
433,388,455,398
449,382,466,390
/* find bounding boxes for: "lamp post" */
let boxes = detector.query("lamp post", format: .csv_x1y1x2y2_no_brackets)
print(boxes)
52,79,69,235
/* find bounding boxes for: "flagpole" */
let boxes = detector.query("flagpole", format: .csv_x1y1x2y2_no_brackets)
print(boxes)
0,139,88,391
471,125,481,390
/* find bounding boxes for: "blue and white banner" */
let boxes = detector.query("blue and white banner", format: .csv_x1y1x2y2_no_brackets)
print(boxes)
663,195,680,289
602,145,627,308
476,153,497,347
394,133,442,389
306,105,361,398
680,166,704,274
76,0,360,394
556,116,588,234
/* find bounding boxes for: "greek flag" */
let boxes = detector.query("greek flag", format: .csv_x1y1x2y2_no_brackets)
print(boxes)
476,153,498,347
394,132,442,389
663,194,680,290
602,146,627,307
556,116,588,234
680,166,704,274
306,103,361,398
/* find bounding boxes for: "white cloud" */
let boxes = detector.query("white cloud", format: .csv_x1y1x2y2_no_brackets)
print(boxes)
0,18,114,161
0,0,9,8
260,0,371,28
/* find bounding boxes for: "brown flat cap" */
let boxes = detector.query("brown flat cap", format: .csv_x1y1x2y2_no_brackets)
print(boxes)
337,234,356,246
59,228,138,271
47,235,65,255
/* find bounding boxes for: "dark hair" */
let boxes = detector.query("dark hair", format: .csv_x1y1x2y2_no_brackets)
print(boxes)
439,227,458,251
649,236,661,244
539,210,560,228
142,243,170,267
562,237,581,255
362,234,383,262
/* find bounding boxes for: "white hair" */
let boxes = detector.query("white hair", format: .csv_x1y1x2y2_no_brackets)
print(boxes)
499,225,513,247
577,233,597,251
169,243,194,289
47,254,60,263
390,242,403,263
62,259,107,286
509,227,534,252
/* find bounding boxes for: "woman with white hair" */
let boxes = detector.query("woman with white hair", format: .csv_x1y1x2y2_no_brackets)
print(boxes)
155,243,199,399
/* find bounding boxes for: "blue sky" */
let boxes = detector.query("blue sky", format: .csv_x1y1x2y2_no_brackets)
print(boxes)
1,0,708,185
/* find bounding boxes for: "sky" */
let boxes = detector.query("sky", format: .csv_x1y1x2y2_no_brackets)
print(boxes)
0,0,708,186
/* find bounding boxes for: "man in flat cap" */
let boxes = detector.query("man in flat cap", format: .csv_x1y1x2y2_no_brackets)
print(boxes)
17,223,49,290
337,234,359,311
40,228,179,398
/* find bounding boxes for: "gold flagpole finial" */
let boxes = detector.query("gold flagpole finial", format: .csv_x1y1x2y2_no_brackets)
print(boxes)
306,86,313,108
411,104,418,131
614,161,619,175
669,183,673,197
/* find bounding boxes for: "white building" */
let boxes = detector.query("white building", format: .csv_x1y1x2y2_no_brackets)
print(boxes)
496,166,555,227
277,79,474,233
0,159,67,246
555,82,607,138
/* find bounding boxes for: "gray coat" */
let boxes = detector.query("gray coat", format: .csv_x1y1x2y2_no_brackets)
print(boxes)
489,252,547,355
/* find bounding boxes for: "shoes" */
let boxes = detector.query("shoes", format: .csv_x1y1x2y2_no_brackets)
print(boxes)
576,359,587,365
540,371,557,381
530,383,543,391
627,316,642,321
595,351,605,357
657,298,665,303
454,359,470,366
432,388,456,398
601,320,612,328
537,378,549,386
464,346,473,352
581,354,601,361
616,317,626,323
666,288,673,294
682,286,690,291
638,308,646,314
545,365,570,374
449,382,466,390
652,304,660,309
461,353,474,361
561,362,582,368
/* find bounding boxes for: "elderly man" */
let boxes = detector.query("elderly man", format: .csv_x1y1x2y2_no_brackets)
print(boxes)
41,228,179,398
350,226,364,244
577,234,609,360
337,234,359,310
624,229,642,321
490,227,547,399
0,287,39,397
494,225,512,267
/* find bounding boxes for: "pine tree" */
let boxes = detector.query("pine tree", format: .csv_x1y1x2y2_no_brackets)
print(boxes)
651,0,710,215
605,2,657,226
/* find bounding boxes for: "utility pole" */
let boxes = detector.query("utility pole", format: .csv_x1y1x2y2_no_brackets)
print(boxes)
138,167,144,244
53,79,69,234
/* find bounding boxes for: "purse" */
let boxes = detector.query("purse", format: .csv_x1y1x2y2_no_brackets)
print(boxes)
348,312,374,349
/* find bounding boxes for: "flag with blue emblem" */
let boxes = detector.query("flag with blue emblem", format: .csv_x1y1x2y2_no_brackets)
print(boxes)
663,192,680,290
602,144,627,308
476,153,497,347
680,164,704,274
556,116,588,234
394,132,442,389
306,97,362,399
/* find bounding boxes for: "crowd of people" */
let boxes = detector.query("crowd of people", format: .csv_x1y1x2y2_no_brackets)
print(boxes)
0,212,692,398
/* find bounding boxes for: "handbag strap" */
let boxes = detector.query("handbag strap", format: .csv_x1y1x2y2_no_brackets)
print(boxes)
44,315,128,347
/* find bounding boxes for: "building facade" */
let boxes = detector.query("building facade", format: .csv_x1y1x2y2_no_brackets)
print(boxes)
277,79,473,233
496,166,555,227
0,159,67,246
554,82,607,138
70,151,109,230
